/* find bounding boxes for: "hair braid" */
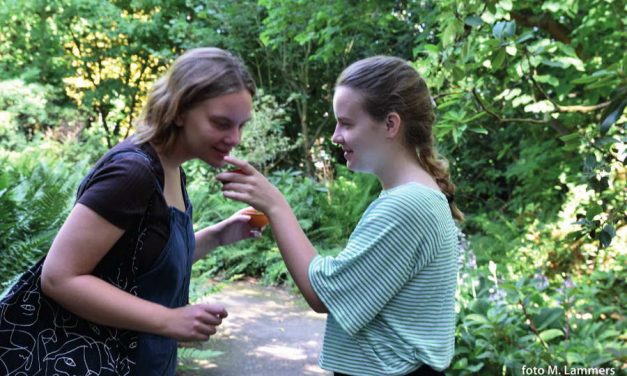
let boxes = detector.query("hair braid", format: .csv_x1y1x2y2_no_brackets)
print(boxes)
418,147,464,221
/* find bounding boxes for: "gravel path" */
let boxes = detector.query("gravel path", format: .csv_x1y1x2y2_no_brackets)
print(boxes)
178,280,332,376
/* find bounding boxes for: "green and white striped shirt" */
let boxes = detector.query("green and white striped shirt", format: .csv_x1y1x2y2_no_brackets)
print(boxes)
309,183,458,376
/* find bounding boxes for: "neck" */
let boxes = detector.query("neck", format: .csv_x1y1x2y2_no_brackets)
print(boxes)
375,147,436,191
151,141,186,172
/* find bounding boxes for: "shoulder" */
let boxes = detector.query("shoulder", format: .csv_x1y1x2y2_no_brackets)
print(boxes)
92,155,154,191
78,140,162,207
91,140,161,188
355,183,455,247
77,141,162,229
369,183,449,221
107,139,156,170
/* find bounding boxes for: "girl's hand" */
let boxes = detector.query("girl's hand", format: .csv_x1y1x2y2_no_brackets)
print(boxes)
216,156,286,214
162,304,228,342
213,207,264,246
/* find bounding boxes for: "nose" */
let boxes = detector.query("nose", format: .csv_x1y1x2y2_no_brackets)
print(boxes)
331,124,343,145
224,126,241,146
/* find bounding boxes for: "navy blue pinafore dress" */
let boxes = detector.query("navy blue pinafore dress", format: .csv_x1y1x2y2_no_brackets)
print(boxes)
133,172,195,375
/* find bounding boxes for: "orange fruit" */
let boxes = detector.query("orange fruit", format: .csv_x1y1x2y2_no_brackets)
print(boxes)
243,209,269,228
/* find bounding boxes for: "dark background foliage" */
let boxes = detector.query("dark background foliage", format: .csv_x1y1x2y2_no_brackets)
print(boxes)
1,0,624,374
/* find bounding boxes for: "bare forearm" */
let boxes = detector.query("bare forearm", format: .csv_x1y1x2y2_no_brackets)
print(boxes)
268,200,327,313
193,226,220,262
42,274,170,335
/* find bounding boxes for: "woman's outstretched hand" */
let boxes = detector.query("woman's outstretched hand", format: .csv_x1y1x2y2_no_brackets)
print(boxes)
212,207,264,246
216,157,327,313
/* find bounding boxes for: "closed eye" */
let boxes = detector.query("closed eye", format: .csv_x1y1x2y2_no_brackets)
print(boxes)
210,116,235,129
336,116,352,127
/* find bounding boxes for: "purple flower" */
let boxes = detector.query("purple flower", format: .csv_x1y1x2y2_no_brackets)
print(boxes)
563,277,575,290
534,272,549,291
489,287,507,305
467,251,477,270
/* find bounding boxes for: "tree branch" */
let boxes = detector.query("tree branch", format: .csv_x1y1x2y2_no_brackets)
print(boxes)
528,75,611,113
519,299,551,350
559,102,612,113
433,91,466,100
472,89,550,124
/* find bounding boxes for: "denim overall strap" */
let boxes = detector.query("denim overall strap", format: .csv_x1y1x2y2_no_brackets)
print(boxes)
134,189,195,375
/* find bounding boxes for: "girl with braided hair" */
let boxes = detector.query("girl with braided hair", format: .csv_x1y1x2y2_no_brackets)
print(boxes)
218,55,463,376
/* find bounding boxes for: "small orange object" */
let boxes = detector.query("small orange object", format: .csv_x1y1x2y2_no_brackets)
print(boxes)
243,208,269,228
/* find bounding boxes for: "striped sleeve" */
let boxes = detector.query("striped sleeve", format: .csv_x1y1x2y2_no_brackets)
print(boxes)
308,191,442,336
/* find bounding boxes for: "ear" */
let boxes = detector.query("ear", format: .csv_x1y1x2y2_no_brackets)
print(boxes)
384,112,402,139
175,114,185,127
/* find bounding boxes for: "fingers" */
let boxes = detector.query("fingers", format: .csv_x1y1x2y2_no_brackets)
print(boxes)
193,322,218,339
187,306,227,341
195,311,222,325
223,156,251,173
222,190,250,203
202,304,228,318
220,181,251,194
229,212,263,236
223,155,245,166
216,171,247,184
235,214,253,224
236,206,256,214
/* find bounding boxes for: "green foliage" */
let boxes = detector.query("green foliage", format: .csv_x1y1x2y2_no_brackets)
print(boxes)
0,148,86,289
311,165,380,246
233,90,300,171
177,346,223,374
455,242,625,375
0,79,78,145
0,0,625,373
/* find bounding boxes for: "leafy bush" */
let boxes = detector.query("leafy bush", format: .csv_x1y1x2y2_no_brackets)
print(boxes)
0,150,87,289
452,229,625,375
234,90,300,171
0,79,78,145
310,164,380,246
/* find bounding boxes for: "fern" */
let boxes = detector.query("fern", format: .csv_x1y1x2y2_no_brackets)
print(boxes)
0,154,85,288
177,347,223,373
310,164,380,245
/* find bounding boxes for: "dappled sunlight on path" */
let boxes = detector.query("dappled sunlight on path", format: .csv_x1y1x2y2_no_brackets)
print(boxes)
179,280,331,376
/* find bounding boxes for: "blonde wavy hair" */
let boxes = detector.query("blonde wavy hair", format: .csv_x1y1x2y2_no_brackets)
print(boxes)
134,47,256,152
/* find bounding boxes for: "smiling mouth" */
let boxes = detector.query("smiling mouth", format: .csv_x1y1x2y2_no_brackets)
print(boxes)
214,148,231,156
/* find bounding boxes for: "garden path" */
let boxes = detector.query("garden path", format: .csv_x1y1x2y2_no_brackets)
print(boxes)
178,279,331,376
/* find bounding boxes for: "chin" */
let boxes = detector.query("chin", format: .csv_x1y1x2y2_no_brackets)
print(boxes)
347,161,374,174
203,157,225,168
346,161,360,172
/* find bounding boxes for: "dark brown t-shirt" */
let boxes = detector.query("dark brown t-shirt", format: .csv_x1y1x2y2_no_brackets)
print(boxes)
77,138,179,275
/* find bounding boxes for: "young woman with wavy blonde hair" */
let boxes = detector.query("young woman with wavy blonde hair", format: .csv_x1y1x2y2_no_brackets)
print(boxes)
1,47,258,376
